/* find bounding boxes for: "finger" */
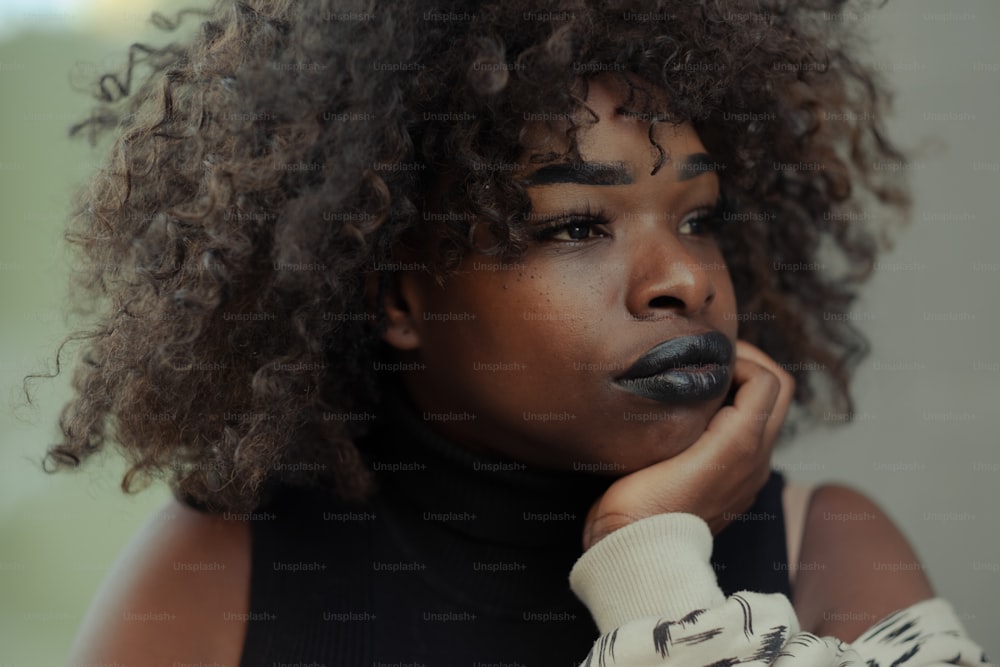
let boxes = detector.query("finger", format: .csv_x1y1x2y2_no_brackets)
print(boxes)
664,356,781,492
734,341,796,448
697,356,781,489
703,355,780,445
588,355,783,540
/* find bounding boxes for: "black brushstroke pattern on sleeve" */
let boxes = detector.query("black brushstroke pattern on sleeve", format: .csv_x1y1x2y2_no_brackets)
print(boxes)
653,619,674,658
731,594,754,640
886,620,918,641
749,625,789,663
889,642,921,667
703,658,740,667
672,628,725,652
597,632,611,667
864,610,905,642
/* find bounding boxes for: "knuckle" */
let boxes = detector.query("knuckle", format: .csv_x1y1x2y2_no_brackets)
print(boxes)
778,367,796,391
760,370,782,396
731,434,761,461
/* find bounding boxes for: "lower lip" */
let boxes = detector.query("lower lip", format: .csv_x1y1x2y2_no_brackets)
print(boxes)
616,366,730,404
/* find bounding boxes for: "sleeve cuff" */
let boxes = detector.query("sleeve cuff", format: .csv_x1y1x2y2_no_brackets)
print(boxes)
568,512,725,633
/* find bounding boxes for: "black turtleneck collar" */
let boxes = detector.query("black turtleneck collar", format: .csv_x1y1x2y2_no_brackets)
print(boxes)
358,388,617,550
342,386,790,613
237,386,791,665
349,388,617,616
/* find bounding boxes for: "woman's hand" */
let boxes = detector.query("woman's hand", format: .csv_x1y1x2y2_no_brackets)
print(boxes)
582,340,796,551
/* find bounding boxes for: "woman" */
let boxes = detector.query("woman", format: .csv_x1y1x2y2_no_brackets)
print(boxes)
49,0,988,664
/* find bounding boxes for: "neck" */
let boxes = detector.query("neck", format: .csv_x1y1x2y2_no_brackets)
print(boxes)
353,388,615,613
361,388,616,547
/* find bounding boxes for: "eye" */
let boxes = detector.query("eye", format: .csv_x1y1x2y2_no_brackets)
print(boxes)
531,207,613,243
678,198,730,237
536,218,609,242
678,213,719,236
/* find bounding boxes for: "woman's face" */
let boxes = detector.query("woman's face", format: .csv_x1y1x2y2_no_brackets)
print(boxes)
386,77,739,473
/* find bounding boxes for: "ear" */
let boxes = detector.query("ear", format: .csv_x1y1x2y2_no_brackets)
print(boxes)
365,270,422,351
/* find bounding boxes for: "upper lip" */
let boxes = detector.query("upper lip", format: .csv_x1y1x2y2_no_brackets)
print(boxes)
617,331,733,381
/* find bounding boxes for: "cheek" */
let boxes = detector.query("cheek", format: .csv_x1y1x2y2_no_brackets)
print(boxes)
418,270,540,359
713,267,739,335
418,267,594,380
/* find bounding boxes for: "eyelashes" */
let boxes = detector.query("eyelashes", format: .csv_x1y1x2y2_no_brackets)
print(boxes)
682,195,734,235
529,196,734,243
530,203,614,242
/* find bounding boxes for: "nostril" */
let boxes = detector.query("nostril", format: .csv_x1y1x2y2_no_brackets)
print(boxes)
648,295,685,309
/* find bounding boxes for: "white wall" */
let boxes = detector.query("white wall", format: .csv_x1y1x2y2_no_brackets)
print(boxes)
772,0,1000,650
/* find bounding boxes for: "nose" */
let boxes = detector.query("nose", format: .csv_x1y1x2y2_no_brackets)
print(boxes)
624,235,717,320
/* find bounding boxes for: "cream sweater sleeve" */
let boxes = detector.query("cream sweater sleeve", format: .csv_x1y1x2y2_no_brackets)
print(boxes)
569,513,990,667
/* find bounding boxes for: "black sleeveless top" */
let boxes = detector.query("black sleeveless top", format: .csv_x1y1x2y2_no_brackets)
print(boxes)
236,400,791,666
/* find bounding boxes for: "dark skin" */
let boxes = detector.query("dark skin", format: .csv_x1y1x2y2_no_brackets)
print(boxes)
380,73,933,616
67,77,933,665
385,77,744,473
382,76,790,539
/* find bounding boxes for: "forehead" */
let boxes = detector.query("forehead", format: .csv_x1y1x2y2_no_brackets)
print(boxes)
517,75,710,180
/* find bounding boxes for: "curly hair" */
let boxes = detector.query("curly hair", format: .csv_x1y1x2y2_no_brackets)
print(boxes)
33,0,910,513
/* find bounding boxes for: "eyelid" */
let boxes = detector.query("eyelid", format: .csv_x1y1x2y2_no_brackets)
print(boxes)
528,203,614,240
677,196,731,236
681,205,713,223
527,201,612,226
680,196,726,222
530,194,728,239
531,214,613,242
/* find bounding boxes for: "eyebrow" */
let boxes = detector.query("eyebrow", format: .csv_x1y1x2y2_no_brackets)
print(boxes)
522,153,719,186
521,161,633,187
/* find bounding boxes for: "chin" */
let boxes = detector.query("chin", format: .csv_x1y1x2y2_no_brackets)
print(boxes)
612,411,712,470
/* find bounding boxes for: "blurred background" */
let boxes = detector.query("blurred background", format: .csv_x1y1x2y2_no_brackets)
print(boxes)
1,0,998,664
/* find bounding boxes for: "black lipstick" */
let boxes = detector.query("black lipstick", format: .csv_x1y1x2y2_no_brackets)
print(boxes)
615,331,733,404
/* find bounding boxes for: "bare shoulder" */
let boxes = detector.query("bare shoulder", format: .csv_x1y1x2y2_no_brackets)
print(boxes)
67,496,251,667
791,483,934,641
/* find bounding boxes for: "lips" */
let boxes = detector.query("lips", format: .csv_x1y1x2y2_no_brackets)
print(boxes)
615,331,733,404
